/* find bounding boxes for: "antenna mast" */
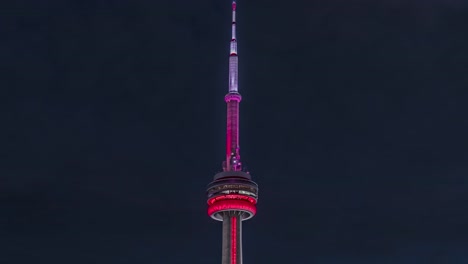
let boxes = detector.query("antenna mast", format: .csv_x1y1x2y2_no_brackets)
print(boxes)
224,0,242,172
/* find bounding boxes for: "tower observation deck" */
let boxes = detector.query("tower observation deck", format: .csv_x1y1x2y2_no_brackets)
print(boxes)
206,1,258,264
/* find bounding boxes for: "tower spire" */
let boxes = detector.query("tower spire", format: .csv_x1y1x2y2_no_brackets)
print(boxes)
230,1,237,55
207,2,259,264
224,0,241,172
228,1,238,92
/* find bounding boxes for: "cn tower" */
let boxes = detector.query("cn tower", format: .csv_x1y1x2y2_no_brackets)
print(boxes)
206,1,259,264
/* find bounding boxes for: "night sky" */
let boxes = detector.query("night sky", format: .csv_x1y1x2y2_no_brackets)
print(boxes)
2,0,468,263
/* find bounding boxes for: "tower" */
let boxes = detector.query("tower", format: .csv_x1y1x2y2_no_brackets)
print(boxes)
206,1,259,264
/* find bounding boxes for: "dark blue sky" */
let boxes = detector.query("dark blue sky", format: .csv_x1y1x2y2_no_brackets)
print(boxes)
1,0,468,263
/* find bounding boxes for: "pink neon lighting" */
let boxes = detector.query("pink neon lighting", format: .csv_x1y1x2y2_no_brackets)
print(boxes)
207,194,257,206
225,0,240,171
225,93,241,102
207,199,257,216
231,217,237,264
226,100,240,170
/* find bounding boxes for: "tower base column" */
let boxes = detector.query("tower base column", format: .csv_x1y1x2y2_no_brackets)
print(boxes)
221,212,243,264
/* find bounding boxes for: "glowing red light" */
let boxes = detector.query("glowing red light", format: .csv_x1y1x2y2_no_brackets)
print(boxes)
231,216,237,264
232,2,236,11
207,194,257,205
208,199,256,216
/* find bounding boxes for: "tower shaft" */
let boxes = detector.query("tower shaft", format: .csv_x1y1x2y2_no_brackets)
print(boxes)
225,94,241,171
207,2,258,264
222,213,243,264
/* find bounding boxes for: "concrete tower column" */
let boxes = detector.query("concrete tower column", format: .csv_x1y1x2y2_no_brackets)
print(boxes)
221,212,243,264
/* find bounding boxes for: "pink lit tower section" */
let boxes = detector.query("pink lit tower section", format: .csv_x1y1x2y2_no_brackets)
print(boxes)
206,1,259,264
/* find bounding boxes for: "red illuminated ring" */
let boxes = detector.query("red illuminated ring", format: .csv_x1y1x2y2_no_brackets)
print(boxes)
224,93,241,102
207,194,257,206
208,199,256,221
